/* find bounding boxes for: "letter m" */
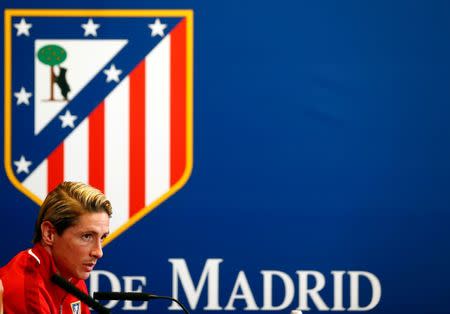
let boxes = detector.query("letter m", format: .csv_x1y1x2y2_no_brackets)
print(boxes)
168,258,223,310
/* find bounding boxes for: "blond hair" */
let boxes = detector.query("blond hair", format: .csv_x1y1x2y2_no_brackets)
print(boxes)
33,182,112,244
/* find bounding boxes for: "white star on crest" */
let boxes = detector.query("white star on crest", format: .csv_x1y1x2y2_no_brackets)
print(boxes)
14,18,32,37
14,87,32,105
81,18,100,37
148,18,167,37
103,64,122,83
14,155,32,174
59,110,77,128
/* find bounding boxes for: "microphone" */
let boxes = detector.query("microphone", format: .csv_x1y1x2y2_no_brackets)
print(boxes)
94,292,190,314
50,274,110,314
94,292,158,301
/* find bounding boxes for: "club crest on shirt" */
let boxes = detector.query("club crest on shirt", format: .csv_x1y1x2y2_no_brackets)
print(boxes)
70,301,81,314
4,9,193,244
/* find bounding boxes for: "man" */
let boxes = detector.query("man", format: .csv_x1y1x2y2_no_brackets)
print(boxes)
0,182,112,313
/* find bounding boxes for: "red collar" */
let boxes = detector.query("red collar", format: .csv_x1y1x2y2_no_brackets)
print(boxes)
30,243,82,299
30,243,58,279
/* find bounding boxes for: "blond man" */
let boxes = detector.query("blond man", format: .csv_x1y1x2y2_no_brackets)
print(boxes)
0,182,112,313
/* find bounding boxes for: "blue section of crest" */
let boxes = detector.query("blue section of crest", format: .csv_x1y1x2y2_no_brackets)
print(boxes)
10,16,182,179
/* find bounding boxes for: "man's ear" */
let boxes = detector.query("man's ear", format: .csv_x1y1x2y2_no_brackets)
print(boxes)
41,221,56,246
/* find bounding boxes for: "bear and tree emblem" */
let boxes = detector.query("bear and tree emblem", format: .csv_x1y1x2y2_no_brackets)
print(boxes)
37,44,71,101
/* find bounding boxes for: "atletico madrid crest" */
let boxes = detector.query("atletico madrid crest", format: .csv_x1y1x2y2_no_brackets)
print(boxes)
4,9,193,243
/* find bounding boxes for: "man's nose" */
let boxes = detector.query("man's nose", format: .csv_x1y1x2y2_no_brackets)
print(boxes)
90,240,103,259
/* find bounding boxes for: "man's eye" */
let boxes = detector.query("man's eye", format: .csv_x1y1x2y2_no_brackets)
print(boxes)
81,234,93,241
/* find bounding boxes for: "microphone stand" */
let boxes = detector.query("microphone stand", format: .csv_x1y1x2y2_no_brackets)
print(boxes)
145,295,190,314
94,292,190,314
51,274,110,314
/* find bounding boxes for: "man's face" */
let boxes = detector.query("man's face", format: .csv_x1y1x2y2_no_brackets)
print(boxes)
51,211,110,280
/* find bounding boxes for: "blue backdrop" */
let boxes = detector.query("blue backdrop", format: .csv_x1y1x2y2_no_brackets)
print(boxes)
1,1,450,313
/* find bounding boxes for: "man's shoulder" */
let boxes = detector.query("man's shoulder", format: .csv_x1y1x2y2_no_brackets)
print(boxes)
1,248,39,267
0,248,52,312
0,248,43,282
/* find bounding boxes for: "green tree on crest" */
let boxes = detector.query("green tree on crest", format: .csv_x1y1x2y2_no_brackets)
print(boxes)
37,45,67,101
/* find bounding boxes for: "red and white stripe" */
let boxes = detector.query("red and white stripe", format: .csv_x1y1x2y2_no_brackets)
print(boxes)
23,20,187,234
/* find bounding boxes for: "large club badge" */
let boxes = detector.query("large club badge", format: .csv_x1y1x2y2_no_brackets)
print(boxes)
4,9,193,244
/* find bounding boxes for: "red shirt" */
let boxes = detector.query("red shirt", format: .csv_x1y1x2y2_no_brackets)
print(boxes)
0,243,91,313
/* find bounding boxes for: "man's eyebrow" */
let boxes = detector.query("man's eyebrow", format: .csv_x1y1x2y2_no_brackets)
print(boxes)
81,230,109,236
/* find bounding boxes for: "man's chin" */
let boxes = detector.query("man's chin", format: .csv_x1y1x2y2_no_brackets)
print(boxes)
76,272,91,281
